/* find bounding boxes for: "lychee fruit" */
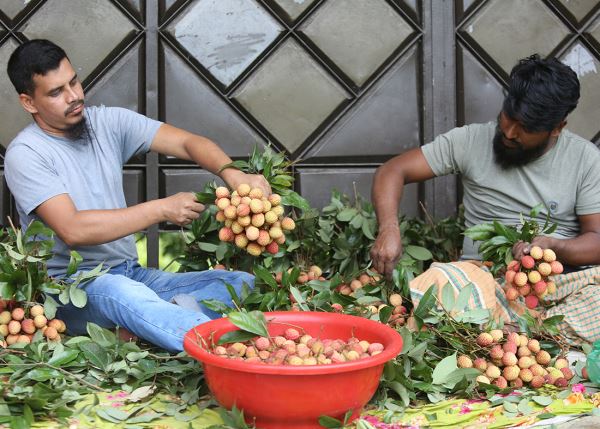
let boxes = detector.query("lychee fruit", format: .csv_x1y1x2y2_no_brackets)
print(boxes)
216,197,230,210
505,287,519,301
458,355,473,368
251,213,265,227
519,284,531,296
519,368,533,383
281,217,295,231
543,248,556,263
21,319,35,334
389,293,403,307
533,281,547,296
512,378,524,388
550,261,563,275
223,205,237,219
546,281,557,295
507,260,520,272
528,270,542,284
503,365,520,381
502,352,518,367
494,376,508,388
284,328,300,341
218,227,234,242
237,183,251,197
538,262,552,276
265,241,279,255
331,303,343,312
507,332,520,345
249,188,263,199
503,341,518,354
215,186,230,199
529,246,543,260
246,243,262,256
505,270,516,285
11,307,25,321
554,377,568,388
527,339,540,353
269,226,284,239
235,234,249,249
29,305,44,318
268,193,281,206
490,345,504,360
8,320,21,335
521,255,535,269
536,350,551,365
560,367,574,380
490,329,504,342
514,272,528,287
245,226,260,241
476,375,491,384
554,358,568,369
530,375,545,388
477,332,494,347
473,358,488,371
250,199,264,214
257,229,272,246
485,365,501,379
525,295,539,309
518,356,533,369
236,203,250,217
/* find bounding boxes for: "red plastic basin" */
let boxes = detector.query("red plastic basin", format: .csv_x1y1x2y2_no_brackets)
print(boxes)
183,311,403,429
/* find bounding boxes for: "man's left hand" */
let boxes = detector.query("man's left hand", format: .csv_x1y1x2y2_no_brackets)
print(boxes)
222,168,271,196
512,236,556,261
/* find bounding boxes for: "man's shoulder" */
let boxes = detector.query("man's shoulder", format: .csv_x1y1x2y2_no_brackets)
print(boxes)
6,124,45,155
561,129,600,156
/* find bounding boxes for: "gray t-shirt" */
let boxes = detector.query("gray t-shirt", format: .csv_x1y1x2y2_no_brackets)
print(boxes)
422,122,600,260
4,106,162,276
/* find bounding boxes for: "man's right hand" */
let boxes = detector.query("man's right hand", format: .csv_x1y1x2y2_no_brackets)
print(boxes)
370,224,402,279
162,192,205,226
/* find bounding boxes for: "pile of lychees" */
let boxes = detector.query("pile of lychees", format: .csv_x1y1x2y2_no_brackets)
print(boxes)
211,328,385,365
0,303,66,347
214,184,295,256
503,246,563,309
458,330,573,389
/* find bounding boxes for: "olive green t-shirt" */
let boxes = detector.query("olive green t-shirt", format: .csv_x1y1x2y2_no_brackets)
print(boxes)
421,122,600,260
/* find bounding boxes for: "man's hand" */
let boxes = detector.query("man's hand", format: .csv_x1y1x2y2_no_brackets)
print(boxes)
370,224,402,279
512,236,556,261
162,192,205,226
222,168,271,197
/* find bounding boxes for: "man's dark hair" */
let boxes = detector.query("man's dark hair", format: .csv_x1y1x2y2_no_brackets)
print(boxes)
7,39,68,95
503,54,580,132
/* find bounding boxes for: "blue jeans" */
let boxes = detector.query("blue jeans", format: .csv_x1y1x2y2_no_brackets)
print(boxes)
56,260,253,352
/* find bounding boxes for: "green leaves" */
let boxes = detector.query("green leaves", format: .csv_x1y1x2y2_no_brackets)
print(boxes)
464,204,559,274
227,310,269,338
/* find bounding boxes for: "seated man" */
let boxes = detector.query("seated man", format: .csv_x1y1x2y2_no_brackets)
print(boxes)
370,54,600,345
4,39,270,352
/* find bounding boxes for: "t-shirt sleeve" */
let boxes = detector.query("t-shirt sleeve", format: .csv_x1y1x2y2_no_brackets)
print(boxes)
421,125,472,176
4,145,67,216
109,107,162,163
576,144,600,215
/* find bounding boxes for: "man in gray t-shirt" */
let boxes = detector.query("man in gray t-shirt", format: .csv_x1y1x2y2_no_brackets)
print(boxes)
371,54,600,280
4,39,271,351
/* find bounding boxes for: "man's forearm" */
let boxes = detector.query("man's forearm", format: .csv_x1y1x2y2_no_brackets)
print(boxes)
548,232,600,266
60,200,163,246
372,162,404,230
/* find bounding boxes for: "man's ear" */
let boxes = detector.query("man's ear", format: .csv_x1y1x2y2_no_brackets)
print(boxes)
550,120,567,137
19,93,38,114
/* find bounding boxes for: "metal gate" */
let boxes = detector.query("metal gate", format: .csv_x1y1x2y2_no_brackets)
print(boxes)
1,0,599,266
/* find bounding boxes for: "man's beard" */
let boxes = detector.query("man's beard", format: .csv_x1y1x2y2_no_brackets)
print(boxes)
492,127,550,169
64,115,88,140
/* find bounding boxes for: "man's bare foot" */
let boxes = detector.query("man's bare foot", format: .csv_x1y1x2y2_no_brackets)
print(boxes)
117,327,138,342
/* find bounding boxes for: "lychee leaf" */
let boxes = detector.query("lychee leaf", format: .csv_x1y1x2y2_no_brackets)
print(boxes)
431,353,457,385
227,311,268,338
531,395,553,406
441,283,455,310
318,416,344,428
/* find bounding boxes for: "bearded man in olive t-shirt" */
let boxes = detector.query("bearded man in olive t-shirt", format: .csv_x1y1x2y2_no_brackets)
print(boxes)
370,54,600,346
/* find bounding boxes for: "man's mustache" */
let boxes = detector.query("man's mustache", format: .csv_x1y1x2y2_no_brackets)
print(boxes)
65,101,84,116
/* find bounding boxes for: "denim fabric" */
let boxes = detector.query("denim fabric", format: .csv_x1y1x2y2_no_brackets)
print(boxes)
56,260,253,351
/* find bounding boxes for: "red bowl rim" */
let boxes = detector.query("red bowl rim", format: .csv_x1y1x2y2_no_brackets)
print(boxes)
183,311,403,375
